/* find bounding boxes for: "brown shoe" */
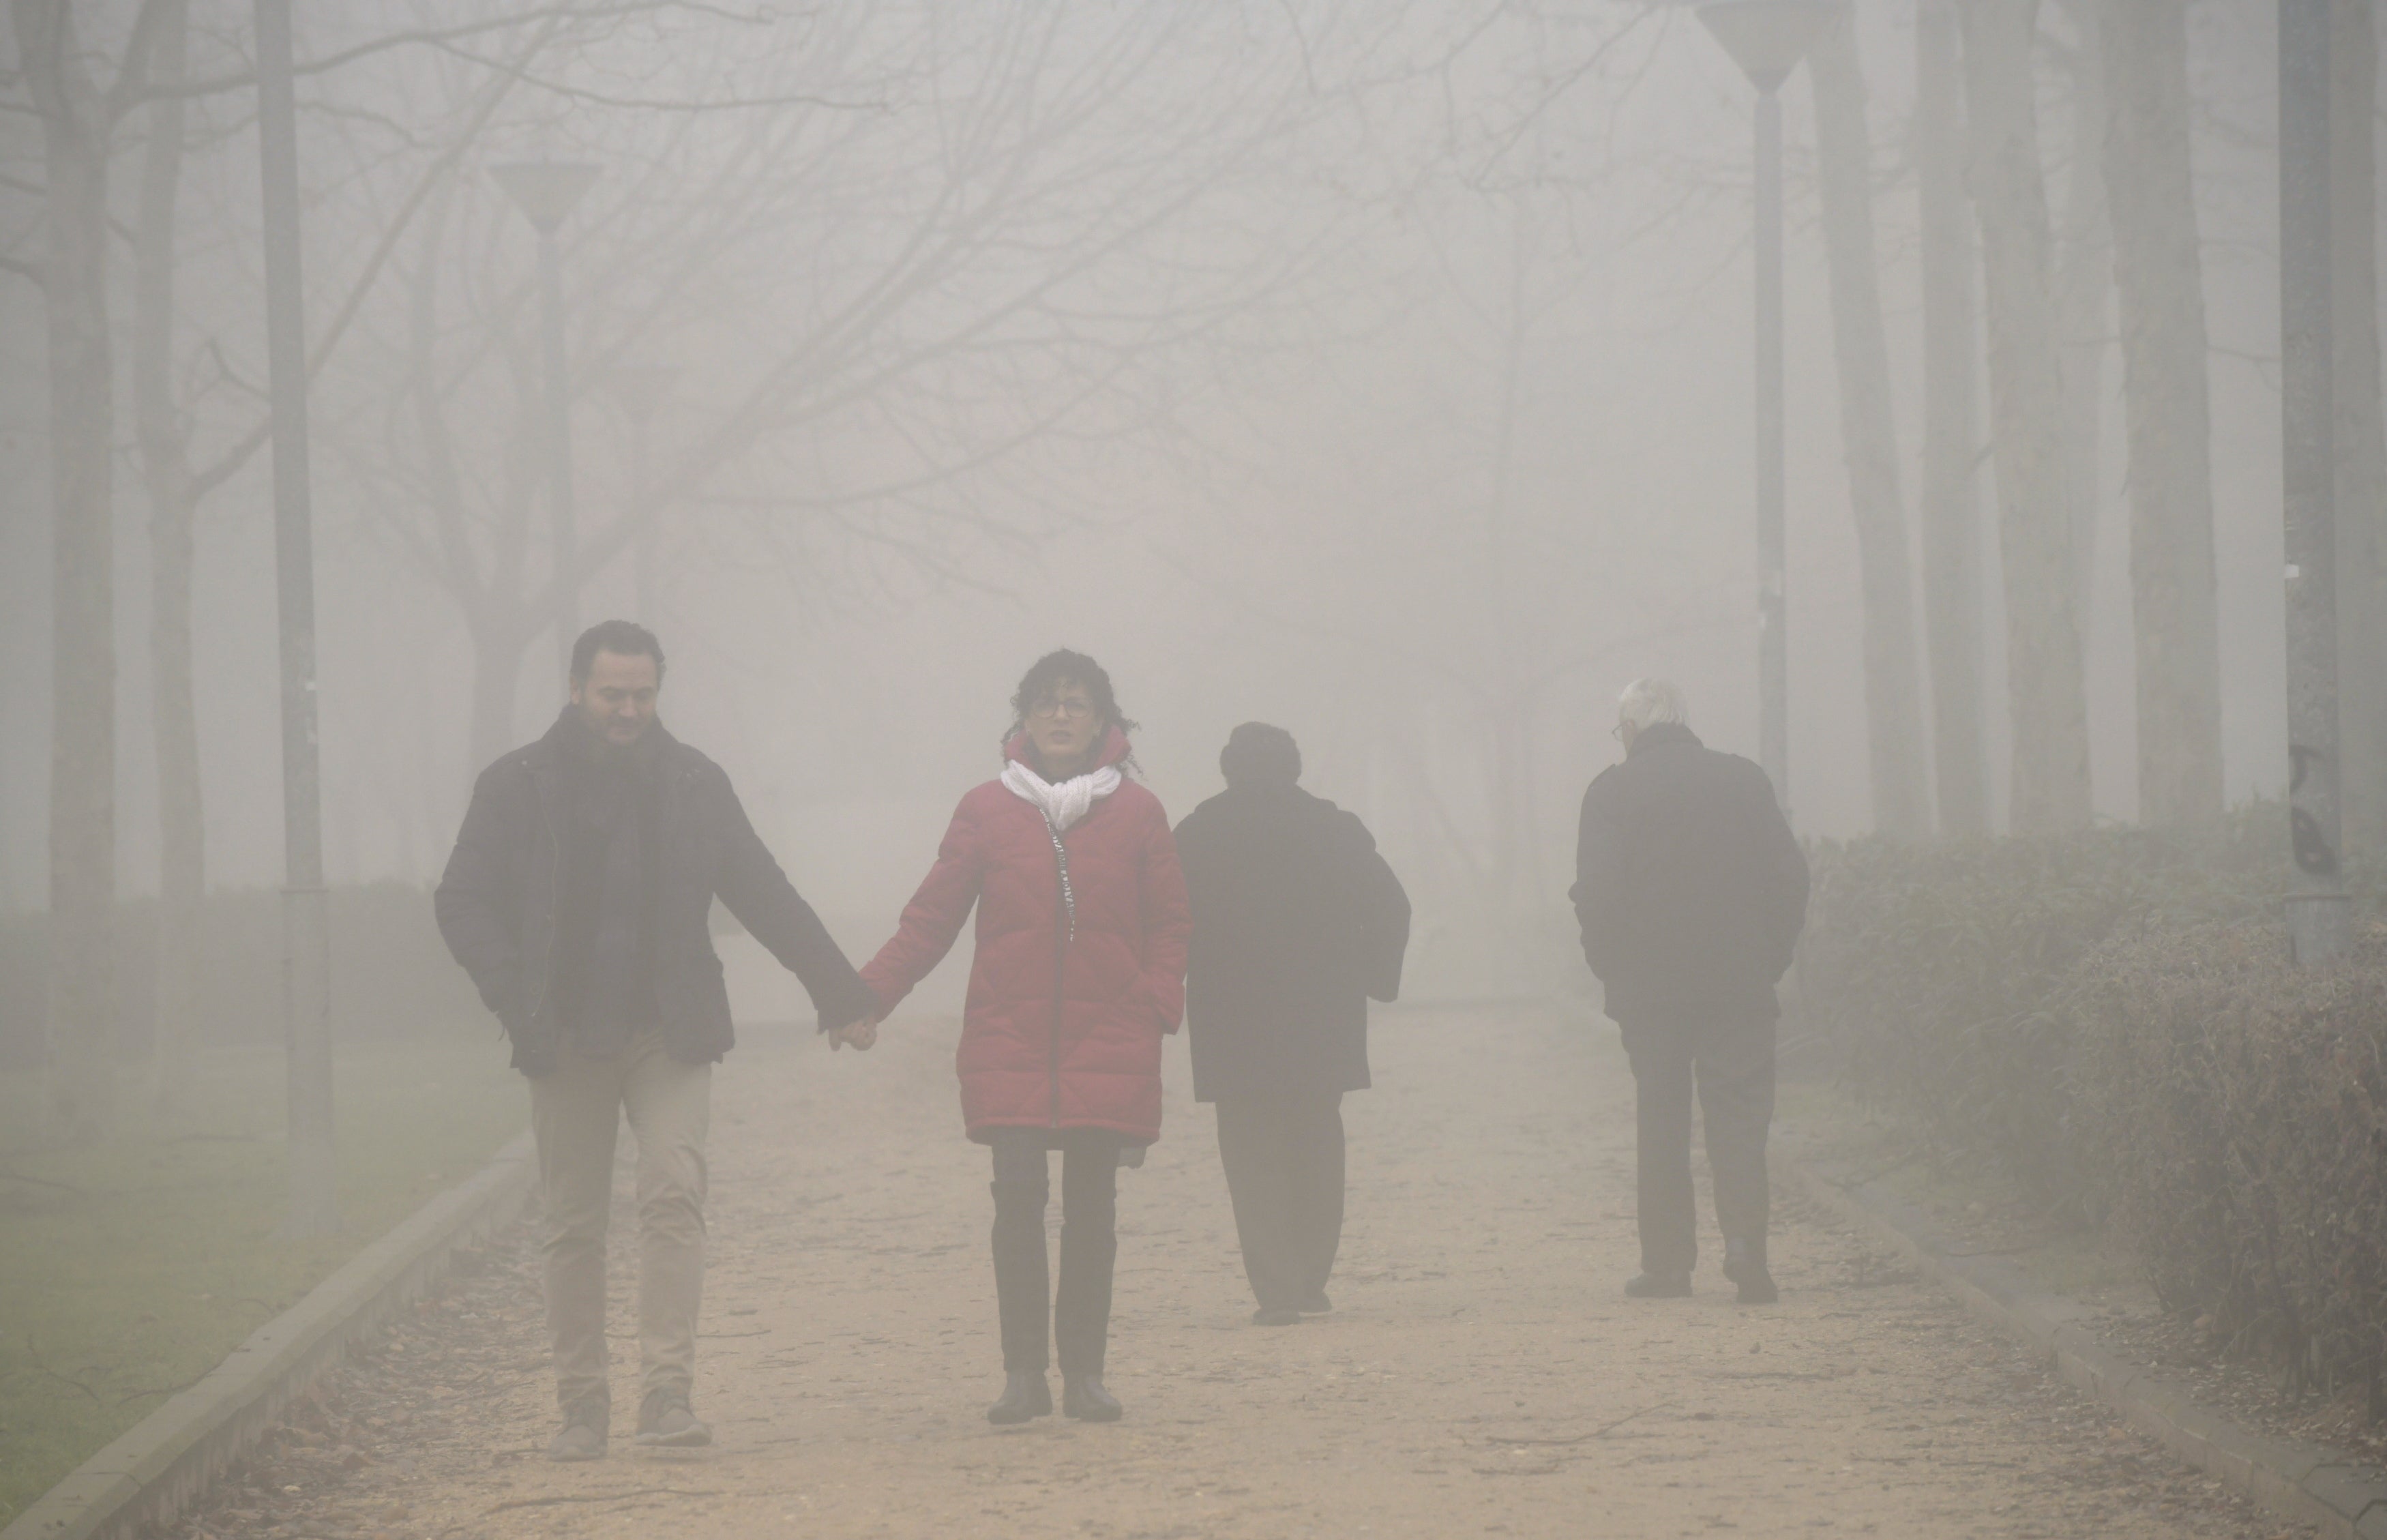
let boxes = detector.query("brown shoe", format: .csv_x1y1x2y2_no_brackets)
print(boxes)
544,1398,608,1462
634,1391,712,1448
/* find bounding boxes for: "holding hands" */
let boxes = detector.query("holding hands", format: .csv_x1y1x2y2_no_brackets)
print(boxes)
830,1016,880,1052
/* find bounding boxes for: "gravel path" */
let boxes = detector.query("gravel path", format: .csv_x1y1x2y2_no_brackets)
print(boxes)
169,1006,2297,1539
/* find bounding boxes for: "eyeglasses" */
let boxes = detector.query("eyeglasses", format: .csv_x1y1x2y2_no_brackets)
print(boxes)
1030,698,1096,721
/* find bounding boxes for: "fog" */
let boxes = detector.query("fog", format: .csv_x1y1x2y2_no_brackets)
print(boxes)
0,1,2326,992
12,6,2387,1535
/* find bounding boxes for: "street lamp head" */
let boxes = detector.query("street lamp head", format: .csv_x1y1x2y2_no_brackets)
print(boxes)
492,161,601,234
1694,0,1846,91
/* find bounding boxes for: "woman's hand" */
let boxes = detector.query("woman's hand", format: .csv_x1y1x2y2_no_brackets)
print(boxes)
829,1017,880,1052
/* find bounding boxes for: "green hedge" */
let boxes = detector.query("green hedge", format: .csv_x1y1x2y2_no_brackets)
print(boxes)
1800,806,2387,1399
2071,920,2387,1404
1798,809,2289,1211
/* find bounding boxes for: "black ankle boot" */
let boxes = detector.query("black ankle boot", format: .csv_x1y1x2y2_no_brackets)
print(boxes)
987,1370,1052,1424
1062,1374,1123,1422
1723,1237,1777,1305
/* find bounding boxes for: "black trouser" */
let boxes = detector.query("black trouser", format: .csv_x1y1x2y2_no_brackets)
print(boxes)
1214,1093,1346,1312
1620,1015,1775,1278
988,1129,1121,1378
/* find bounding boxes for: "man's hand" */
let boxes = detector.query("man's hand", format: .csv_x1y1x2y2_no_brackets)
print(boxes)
829,1017,879,1052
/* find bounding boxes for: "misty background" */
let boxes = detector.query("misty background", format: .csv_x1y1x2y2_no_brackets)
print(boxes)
0,1,2334,1047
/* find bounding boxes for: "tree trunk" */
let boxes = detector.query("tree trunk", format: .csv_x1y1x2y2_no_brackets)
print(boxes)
134,0,203,1112
1961,0,2094,833
2054,0,2111,636
1918,0,1991,837
2334,0,2387,856
17,0,119,1142
1810,15,1933,839
2101,0,2225,825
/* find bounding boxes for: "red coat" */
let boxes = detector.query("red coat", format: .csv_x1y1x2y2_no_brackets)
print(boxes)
859,730,1191,1144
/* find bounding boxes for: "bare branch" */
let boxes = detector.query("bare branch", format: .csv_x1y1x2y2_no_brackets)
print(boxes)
132,1,724,109
191,10,567,500
419,40,887,113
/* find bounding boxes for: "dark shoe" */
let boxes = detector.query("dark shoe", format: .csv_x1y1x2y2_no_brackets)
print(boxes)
634,1390,711,1448
1062,1374,1123,1422
544,1397,608,1462
1251,1306,1302,1327
1723,1238,1779,1305
1624,1271,1692,1299
1299,1290,1333,1315
986,1371,1052,1425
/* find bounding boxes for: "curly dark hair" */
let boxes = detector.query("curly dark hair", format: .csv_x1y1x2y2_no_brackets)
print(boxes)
1005,649,1138,750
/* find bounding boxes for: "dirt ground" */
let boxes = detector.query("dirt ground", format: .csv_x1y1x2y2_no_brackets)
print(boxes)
168,1005,2300,1540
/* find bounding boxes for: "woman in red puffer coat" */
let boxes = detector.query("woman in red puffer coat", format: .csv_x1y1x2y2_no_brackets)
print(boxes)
842,649,1189,1426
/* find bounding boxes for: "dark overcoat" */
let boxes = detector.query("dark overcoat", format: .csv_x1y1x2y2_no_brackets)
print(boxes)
1174,783,1411,1103
434,711,877,1073
1569,722,1809,1026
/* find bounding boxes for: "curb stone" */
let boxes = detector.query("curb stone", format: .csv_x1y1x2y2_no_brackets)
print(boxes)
1790,1151,2387,1539
2,1131,537,1540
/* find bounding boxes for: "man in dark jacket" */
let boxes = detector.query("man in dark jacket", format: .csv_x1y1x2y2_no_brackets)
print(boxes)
1175,723,1411,1327
435,621,877,1460
1570,679,1808,1305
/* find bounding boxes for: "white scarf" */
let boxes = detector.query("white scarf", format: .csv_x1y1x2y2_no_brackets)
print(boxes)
1001,756,1123,833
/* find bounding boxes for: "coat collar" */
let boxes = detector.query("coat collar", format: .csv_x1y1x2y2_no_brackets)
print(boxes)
533,707,678,778
1626,721,1702,758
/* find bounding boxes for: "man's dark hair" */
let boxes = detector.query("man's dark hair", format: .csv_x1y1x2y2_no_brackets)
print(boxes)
570,620,666,685
1006,649,1137,742
1220,722,1301,787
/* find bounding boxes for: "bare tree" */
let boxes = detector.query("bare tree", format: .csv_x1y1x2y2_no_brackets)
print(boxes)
7,0,640,1130
8,0,167,1142
2334,0,2387,855
2051,0,2110,632
2101,0,2224,825
120,3,570,1103
1916,0,1991,836
1961,0,2093,832
1809,13,1930,838
130,0,199,1111
337,3,1378,775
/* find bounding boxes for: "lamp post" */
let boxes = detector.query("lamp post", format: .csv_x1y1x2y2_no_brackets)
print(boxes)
493,162,599,682
606,365,679,628
1694,0,1844,815
254,0,336,1236
2279,0,2350,962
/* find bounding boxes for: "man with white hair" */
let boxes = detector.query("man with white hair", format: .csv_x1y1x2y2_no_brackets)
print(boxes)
1569,679,1809,1304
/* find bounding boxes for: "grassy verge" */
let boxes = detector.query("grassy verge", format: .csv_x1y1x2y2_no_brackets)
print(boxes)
0,1033,525,1524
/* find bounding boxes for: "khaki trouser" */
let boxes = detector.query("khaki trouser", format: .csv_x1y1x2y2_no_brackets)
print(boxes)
528,1031,711,1418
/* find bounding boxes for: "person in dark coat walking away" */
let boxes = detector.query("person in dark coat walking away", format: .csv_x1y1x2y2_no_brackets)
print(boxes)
845,650,1192,1425
435,621,878,1461
1174,724,1410,1327
1570,679,1808,1305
